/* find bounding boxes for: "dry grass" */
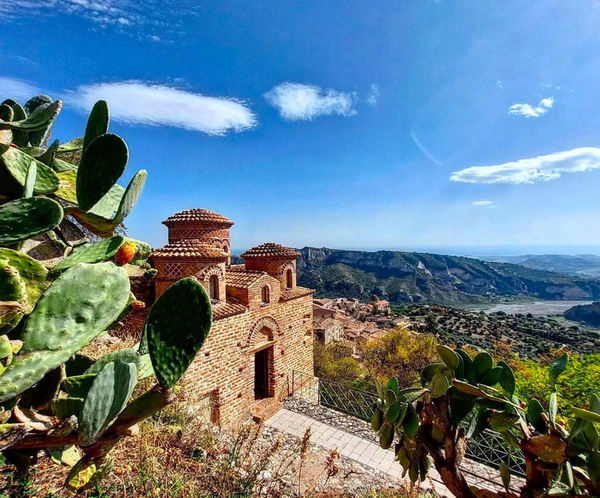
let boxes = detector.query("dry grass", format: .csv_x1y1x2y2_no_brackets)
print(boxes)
0,400,432,498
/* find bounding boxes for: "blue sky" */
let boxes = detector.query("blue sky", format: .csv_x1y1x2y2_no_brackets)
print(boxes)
3,1,600,254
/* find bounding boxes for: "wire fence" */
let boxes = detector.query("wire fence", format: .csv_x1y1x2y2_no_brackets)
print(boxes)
290,370,525,478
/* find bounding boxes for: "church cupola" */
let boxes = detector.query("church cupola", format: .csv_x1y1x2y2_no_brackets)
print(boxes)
241,243,300,292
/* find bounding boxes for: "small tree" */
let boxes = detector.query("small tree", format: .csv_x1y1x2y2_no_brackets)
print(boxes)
371,346,600,497
0,96,213,491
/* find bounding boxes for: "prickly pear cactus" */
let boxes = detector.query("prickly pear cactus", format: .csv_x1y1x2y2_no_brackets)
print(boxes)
372,347,600,497
146,277,212,388
0,93,213,491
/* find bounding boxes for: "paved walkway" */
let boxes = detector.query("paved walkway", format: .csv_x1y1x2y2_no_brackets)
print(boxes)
266,408,511,497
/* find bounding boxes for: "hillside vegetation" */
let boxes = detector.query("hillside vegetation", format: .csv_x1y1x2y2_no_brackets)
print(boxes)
399,304,600,359
297,247,600,304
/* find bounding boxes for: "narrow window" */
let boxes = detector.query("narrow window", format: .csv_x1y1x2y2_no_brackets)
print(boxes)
286,269,293,289
209,274,219,301
261,286,270,305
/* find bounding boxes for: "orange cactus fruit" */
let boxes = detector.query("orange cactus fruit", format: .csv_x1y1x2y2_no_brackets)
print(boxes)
132,300,146,310
115,241,136,266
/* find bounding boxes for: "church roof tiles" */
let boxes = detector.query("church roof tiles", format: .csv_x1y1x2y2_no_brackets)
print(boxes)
162,209,234,227
241,243,300,260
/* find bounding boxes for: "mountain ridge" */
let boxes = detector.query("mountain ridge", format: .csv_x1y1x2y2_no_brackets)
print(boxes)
296,247,600,304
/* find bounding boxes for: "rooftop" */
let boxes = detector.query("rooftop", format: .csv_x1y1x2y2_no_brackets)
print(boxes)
226,268,268,288
241,243,300,260
162,208,234,227
152,240,229,260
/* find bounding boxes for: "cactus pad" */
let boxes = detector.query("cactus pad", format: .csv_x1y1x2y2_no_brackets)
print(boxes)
78,360,137,445
65,455,113,492
50,236,126,274
0,263,130,403
76,133,128,211
0,248,49,314
9,103,28,147
23,161,36,197
0,100,62,132
0,147,59,196
0,197,64,245
83,100,109,152
146,277,213,388
113,169,147,224
84,348,141,376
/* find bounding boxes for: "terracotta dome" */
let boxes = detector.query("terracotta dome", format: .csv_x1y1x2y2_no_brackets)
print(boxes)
152,240,228,260
241,243,300,260
162,209,234,227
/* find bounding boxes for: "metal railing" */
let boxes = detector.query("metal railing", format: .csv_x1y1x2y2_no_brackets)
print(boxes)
290,370,525,477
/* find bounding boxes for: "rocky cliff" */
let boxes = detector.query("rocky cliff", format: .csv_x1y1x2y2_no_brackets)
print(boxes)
296,247,600,304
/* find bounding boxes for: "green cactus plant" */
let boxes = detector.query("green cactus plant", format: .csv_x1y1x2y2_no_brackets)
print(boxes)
0,262,130,403
0,197,64,245
146,276,212,388
49,235,126,275
82,100,109,153
78,360,138,445
76,133,128,211
0,93,212,492
0,146,60,197
372,347,600,498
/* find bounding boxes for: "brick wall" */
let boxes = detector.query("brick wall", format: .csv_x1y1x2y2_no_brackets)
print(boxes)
243,259,297,290
180,290,314,428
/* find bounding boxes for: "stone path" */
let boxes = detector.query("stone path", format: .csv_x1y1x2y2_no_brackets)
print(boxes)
267,408,515,497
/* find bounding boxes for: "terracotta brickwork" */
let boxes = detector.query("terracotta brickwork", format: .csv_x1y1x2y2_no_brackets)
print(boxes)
148,209,314,428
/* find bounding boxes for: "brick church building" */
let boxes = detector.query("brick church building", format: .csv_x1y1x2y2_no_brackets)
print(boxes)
150,209,314,428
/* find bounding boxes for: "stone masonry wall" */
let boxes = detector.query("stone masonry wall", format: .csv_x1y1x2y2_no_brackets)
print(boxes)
180,291,314,428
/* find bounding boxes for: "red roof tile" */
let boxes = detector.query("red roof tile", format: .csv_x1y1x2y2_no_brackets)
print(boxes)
241,243,300,260
226,268,268,288
162,209,234,227
213,302,247,320
280,287,313,302
152,240,228,260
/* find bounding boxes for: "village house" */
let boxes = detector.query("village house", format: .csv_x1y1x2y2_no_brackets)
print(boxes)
146,209,314,428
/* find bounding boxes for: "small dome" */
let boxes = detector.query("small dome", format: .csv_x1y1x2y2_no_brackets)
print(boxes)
162,209,234,227
241,243,300,260
152,240,228,260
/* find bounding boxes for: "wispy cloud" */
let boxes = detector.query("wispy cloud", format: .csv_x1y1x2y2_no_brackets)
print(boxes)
265,82,356,121
472,200,495,207
508,96,554,118
64,81,257,136
410,130,442,165
451,148,600,185
0,76,40,101
0,0,196,39
366,84,379,106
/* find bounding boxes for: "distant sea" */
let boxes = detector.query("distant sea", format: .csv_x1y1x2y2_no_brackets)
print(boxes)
232,245,600,258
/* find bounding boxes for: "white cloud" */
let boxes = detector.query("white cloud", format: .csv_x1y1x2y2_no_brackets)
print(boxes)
508,96,554,118
366,84,379,106
472,200,497,208
265,82,356,121
64,81,257,136
0,76,40,101
0,0,194,39
451,148,600,185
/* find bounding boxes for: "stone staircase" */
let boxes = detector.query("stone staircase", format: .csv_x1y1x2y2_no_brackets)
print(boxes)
251,398,283,423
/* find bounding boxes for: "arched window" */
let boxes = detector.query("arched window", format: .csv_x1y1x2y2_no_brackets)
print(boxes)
286,269,293,289
209,274,219,301
261,286,270,305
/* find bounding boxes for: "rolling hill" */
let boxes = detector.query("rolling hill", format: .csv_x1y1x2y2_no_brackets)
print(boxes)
296,247,600,304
